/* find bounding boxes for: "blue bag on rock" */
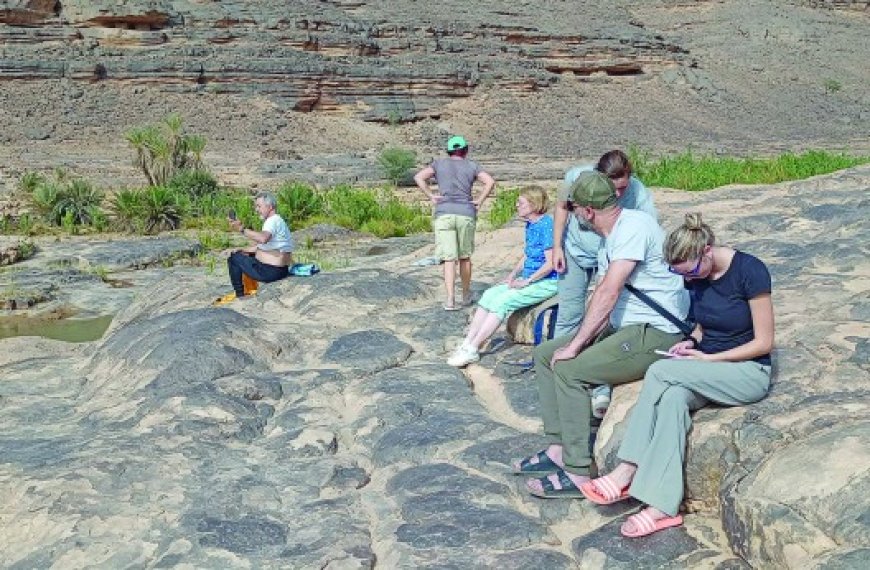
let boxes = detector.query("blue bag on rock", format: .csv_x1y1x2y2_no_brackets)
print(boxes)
289,263,320,277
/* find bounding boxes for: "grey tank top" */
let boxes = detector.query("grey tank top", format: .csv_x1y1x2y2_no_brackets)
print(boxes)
431,157,481,218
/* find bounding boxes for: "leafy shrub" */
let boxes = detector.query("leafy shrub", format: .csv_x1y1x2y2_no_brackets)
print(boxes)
52,179,104,226
29,174,104,227
276,182,325,226
110,188,144,232
31,180,61,217
377,147,417,186
126,114,207,186
324,185,381,228
167,169,219,199
141,186,185,233
486,187,521,228
89,207,109,232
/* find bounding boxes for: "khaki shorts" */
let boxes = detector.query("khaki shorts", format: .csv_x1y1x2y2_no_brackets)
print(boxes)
433,214,476,260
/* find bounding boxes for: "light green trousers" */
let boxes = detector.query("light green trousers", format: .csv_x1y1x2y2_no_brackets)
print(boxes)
534,323,683,475
619,358,771,516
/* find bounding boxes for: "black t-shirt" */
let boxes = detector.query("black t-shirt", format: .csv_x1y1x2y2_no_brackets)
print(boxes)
687,251,772,366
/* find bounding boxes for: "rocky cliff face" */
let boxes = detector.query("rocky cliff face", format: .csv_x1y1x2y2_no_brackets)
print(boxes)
0,0,686,122
2,0,866,190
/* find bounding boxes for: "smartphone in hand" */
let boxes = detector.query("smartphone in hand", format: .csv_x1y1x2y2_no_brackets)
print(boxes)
227,209,237,221
654,349,676,357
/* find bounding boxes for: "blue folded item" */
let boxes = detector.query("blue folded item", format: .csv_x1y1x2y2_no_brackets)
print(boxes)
290,263,320,276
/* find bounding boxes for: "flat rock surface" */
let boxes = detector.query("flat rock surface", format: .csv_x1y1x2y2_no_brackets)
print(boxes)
0,167,868,568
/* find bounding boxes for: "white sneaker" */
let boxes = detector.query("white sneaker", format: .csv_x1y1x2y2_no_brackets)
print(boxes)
447,344,480,367
591,385,612,419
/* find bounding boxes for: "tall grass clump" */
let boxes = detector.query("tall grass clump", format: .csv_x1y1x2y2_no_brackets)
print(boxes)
486,187,521,228
629,148,870,191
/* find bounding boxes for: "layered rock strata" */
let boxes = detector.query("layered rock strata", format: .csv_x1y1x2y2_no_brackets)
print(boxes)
0,0,686,122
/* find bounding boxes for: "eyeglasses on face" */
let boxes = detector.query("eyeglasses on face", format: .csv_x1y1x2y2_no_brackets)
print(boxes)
668,257,703,277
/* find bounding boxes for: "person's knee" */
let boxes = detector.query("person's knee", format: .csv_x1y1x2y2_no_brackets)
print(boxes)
659,386,693,410
534,338,560,366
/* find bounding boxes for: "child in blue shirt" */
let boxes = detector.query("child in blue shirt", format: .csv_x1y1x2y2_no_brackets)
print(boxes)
448,187,559,367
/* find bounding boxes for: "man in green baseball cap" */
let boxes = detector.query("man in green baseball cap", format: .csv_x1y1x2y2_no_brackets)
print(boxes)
446,135,468,152
414,135,496,310
568,171,618,210
516,169,690,501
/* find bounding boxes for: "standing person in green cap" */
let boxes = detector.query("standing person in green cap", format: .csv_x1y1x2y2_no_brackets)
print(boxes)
414,135,496,310
513,171,689,500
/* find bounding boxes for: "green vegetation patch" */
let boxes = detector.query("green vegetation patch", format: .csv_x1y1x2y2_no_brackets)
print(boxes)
486,187,521,229
630,148,870,192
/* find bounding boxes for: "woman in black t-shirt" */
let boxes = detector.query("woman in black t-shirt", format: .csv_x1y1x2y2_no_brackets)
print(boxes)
579,212,774,538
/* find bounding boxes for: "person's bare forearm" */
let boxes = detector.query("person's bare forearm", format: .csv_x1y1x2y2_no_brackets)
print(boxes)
565,283,618,352
553,203,568,247
524,260,555,284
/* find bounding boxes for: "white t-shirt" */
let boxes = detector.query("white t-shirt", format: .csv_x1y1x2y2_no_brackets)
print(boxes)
259,214,294,253
598,209,689,333
561,165,658,268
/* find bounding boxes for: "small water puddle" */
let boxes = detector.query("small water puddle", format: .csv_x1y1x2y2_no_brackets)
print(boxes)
0,314,114,343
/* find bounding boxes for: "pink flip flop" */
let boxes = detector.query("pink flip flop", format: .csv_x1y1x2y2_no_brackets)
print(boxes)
580,475,631,505
620,510,683,538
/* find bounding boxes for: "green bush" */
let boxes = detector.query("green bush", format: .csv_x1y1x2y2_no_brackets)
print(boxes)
126,114,207,186
167,169,219,199
276,182,325,226
110,188,144,233
52,179,104,226
29,174,105,227
377,147,417,186
141,186,185,233
486,187,521,228
324,185,381,228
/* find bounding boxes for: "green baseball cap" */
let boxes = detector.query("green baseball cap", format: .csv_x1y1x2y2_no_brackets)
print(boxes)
446,135,468,151
569,171,618,209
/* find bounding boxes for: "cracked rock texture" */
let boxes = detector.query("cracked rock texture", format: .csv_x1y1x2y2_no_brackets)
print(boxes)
0,167,868,568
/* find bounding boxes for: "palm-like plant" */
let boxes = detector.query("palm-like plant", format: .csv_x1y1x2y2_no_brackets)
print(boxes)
141,186,184,233
125,115,209,186
52,179,104,225
110,188,144,232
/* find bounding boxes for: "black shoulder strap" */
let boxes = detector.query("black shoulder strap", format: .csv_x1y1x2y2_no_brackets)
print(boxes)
624,283,694,337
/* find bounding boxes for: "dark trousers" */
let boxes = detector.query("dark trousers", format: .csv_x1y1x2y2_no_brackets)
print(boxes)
228,252,289,296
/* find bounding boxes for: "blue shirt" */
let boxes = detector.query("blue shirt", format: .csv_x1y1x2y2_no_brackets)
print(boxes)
686,251,772,366
561,165,658,268
522,214,559,280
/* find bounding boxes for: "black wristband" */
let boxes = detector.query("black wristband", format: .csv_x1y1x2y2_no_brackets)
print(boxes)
685,336,700,350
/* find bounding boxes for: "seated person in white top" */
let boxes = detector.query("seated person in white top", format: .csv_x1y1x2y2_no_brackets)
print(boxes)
227,192,294,297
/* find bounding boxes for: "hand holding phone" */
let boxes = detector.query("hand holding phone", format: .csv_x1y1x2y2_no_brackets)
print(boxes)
654,349,676,357
227,209,237,221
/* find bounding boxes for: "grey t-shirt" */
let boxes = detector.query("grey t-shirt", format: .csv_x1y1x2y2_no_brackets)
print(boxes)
598,209,690,333
431,157,481,218
560,165,658,268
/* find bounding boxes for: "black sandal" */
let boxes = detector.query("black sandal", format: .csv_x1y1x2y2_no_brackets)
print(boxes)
527,469,585,499
512,450,561,476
